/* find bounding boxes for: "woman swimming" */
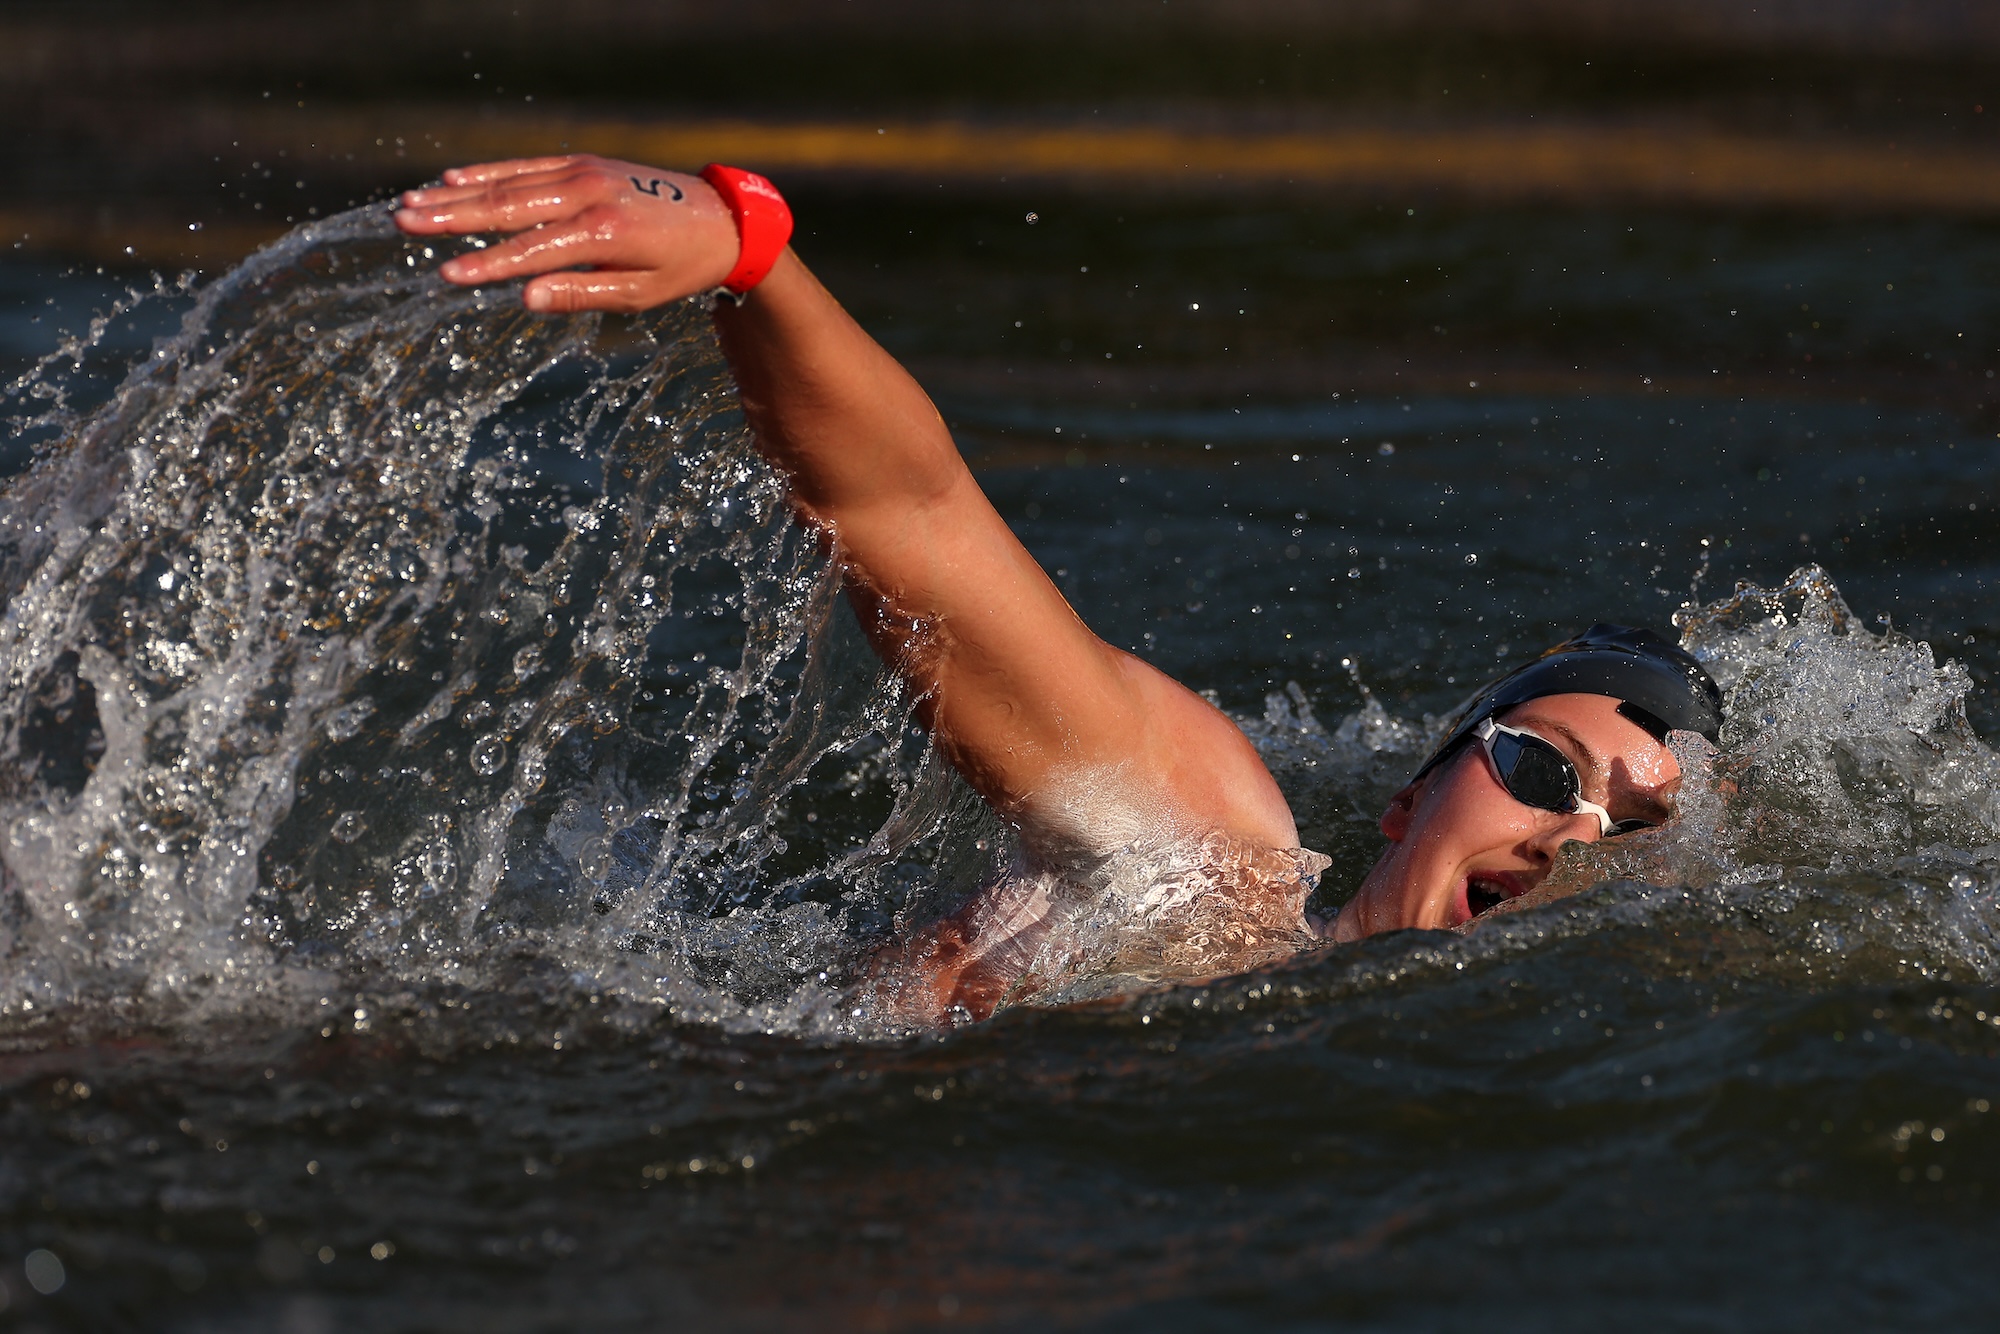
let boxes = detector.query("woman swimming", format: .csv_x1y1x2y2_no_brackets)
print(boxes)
394,155,1722,1019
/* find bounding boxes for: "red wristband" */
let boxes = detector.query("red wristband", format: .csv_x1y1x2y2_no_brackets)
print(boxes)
700,163,793,295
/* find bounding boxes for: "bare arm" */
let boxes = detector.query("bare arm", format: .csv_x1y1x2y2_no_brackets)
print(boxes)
396,156,1298,854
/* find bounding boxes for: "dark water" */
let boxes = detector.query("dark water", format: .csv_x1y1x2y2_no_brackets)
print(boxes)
2,193,1999,1331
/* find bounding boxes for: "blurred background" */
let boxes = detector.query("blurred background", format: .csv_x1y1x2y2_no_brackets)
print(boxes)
8,0,2000,717
12,0,2000,414
13,0,2000,394
11,0,2000,255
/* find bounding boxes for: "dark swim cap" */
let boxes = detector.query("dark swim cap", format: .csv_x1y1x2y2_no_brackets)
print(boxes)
1411,623,1724,782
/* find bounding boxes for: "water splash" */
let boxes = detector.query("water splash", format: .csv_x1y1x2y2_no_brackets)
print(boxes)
0,208,974,1042
1495,566,2000,985
5,209,1995,1052
1230,564,2000,991
0,209,1344,1048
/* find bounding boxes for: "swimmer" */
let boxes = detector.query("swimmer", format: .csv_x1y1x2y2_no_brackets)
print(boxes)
395,156,1722,1017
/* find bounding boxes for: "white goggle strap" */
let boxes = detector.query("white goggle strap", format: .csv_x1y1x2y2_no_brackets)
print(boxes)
1571,796,1616,839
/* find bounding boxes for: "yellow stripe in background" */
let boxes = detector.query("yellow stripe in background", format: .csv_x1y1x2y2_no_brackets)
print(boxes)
16,112,2000,268
406,116,2000,215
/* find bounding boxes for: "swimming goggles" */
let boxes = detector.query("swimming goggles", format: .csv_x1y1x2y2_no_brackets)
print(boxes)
1472,718,1651,838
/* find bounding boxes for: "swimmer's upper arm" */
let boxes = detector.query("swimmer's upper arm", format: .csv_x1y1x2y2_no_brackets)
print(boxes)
716,255,1299,852
394,155,1299,850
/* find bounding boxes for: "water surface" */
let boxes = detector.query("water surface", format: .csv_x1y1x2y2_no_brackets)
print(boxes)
1,197,1998,1330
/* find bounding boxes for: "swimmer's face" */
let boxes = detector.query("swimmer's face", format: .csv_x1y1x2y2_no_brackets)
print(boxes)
1333,693,1681,938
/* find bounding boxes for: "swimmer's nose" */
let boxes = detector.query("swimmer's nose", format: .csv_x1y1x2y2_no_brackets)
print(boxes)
1523,809,1601,860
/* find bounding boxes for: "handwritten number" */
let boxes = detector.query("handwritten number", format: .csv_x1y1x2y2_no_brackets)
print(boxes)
630,176,684,202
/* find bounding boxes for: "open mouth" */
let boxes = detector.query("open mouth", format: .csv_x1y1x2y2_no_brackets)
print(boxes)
1465,876,1517,917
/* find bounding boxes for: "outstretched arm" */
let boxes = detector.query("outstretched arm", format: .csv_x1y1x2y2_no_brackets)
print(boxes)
396,156,1298,855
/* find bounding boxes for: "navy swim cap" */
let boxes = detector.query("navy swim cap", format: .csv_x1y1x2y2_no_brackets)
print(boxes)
1412,623,1724,783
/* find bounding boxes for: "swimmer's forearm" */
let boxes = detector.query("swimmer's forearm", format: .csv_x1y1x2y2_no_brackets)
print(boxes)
712,251,969,523
712,253,1099,789
713,254,1299,849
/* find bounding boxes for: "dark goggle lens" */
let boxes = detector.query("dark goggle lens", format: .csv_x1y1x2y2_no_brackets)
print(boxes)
1488,730,1581,812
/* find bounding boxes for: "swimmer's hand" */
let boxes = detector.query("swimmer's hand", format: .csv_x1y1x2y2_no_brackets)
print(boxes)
393,155,740,313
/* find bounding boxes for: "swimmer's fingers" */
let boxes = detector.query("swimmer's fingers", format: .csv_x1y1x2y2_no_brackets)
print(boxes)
519,270,668,315
432,211,628,285
435,208,734,308
398,154,736,309
404,154,604,209
440,155,586,188
397,165,625,237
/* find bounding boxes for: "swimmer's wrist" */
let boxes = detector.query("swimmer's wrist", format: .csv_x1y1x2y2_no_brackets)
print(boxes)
700,164,794,296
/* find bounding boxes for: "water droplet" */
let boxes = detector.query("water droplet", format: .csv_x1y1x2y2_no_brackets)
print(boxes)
324,698,376,742
25,1249,65,1295
421,839,457,891
331,811,366,844
471,735,507,776
512,645,543,681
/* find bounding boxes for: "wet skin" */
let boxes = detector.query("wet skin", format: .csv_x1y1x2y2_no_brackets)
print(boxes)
394,156,1298,863
1331,692,1681,938
393,157,1670,958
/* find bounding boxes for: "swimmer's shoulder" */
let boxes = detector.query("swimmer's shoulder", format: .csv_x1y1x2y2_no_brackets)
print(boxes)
1109,650,1301,848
